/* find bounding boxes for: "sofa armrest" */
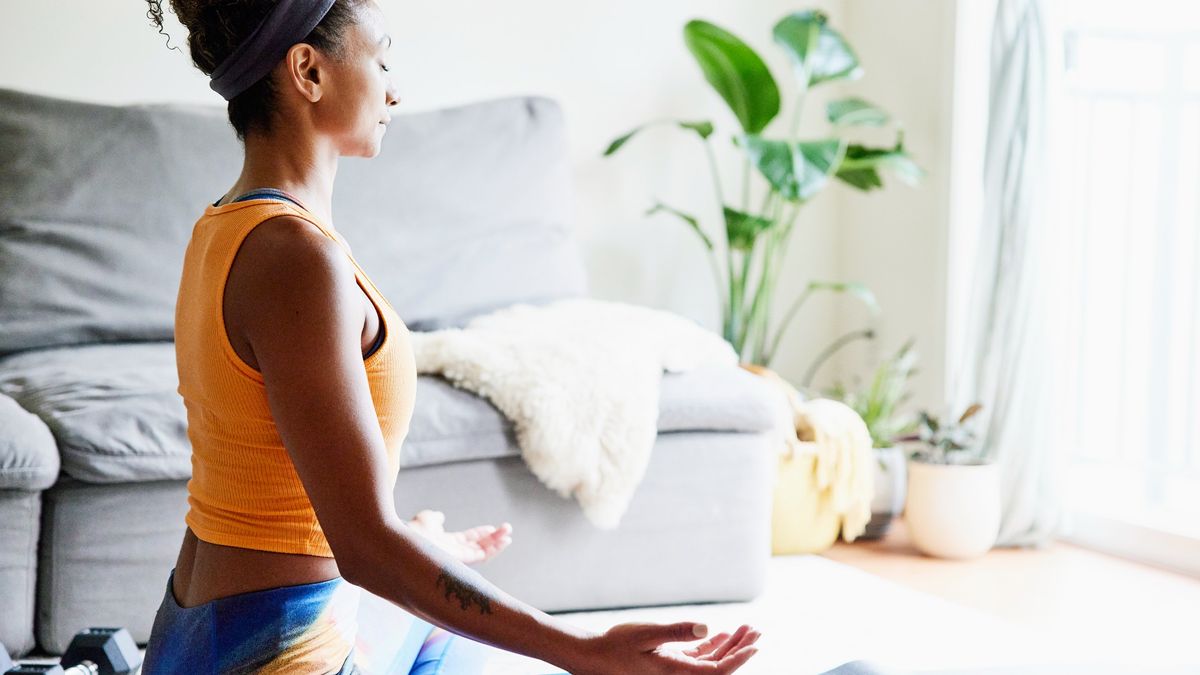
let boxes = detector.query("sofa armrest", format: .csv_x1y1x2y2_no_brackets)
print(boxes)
0,392,59,490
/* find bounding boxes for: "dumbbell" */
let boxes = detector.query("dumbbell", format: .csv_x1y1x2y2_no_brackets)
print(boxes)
3,627,141,675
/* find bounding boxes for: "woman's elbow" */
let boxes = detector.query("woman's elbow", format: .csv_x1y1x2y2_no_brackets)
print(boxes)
326,517,404,588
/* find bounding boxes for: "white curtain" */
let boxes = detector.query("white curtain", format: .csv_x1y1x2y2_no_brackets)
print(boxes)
948,0,1064,548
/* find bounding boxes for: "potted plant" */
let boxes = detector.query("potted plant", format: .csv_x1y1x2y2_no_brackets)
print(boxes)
602,10,922,369
896,404,1001,559
825,338,920,540
604,9,922,557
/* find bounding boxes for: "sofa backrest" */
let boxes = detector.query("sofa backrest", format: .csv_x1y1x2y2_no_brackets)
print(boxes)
0,87,586,357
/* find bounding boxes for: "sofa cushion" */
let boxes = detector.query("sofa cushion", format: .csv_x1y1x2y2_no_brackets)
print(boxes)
396,365,786,468
0,89,239,358
0,343,784,483
0,392,59,490
658,365,789,434
0,87,585,358
333,96,588,325
0,343,189,484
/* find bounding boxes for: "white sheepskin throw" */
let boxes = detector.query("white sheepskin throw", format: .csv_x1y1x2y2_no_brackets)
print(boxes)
408,299,737,529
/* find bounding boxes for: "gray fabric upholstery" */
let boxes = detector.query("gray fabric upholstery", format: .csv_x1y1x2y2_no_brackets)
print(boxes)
403,377,517,467
395,430,774,611
657,365,787,434
0,89,237,357
0,344,189,484
334,96,588,324
405,366,783,468
0,343,783,482
0,392,58,490
35,479,188,654
0,87,585,358
0,490,40,657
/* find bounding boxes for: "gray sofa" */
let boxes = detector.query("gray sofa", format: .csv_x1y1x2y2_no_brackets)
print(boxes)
0,87,782,657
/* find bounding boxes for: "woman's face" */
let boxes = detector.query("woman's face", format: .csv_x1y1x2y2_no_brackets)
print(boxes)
319,1,400,158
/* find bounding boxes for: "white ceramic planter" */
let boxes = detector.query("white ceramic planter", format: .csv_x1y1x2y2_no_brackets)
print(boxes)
859,446,907,540
905,458,1001,559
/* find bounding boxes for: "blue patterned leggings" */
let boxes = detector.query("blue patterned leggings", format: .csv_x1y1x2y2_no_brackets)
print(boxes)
141,570,491,674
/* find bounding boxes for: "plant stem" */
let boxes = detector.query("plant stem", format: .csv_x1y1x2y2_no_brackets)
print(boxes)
762,203,807,363
701,141,730,324
745,194,787,364
746,247,770,364
803,328,875,388
736,248,752,358
742,154,751,213
759,197,797,364
755,231,782,364
788,86,809,144
700,141,736,342
702,141,727,213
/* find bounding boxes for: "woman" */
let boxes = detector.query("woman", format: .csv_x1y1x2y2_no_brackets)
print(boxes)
141,1,762,673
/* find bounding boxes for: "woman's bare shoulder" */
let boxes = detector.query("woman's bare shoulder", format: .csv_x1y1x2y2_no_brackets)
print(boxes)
223,215,361,368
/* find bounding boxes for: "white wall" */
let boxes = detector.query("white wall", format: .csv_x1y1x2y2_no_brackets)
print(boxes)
0,1,959,407
831,0,960,410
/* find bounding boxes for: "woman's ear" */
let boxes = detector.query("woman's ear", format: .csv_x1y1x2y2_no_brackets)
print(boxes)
283,43,324,103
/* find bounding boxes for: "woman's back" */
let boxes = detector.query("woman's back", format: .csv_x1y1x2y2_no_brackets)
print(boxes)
171,192,417,604
175,194,420,557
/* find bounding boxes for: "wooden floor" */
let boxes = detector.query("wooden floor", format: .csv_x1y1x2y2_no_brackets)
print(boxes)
822,518,1200,667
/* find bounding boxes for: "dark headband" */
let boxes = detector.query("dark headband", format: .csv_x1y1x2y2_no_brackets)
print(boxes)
209,0,338,101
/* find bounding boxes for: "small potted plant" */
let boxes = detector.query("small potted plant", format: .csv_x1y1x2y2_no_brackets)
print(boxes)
896,404,1000,559
826,338,920,540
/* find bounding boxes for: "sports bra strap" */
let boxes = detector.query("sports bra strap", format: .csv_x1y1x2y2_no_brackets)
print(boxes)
213,188,308,211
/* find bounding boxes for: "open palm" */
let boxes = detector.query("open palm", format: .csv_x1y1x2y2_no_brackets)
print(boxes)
407,510,512,565
676,624,761,665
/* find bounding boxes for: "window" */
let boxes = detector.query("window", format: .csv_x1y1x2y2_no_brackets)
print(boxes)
1050,0,1200,573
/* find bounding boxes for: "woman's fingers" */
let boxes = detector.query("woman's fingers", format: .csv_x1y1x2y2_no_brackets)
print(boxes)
715,644,759,674
414,510,445,526
455,523,513,562
721,629,760,660
708,625,751,661
630,622,709,651
460,526,495,541
462,522,512,540
409,515,514,565
682,632,730,658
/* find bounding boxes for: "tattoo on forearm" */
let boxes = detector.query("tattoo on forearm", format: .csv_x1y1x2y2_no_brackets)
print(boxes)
436,570,494,615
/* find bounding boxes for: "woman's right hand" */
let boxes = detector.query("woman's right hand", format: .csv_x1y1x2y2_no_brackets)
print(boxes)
569,621,761,674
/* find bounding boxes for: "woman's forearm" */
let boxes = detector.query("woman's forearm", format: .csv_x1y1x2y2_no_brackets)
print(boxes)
341,520,597,672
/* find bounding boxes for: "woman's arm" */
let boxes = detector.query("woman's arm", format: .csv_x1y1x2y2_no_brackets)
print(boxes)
231,217,759,674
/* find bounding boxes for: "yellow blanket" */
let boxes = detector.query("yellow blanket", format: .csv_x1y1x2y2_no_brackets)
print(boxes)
742,365,875,552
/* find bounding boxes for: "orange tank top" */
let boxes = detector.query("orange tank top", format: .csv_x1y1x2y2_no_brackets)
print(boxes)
174,196,416,557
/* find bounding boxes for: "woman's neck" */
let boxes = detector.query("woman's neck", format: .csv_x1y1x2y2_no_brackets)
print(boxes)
224,127,340,225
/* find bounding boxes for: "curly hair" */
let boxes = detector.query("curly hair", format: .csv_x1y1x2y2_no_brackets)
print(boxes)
146,0,367,142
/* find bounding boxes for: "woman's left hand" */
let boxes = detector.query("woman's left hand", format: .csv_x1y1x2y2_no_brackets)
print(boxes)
406,510,513,565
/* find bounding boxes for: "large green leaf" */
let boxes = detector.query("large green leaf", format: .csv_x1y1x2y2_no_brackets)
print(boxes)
827,97,890,126
835,142,924,191
723,206,774,251
737,135,844,202
602,119,715,157
683,20,781,134
773,11,862,88
645,201,714,250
